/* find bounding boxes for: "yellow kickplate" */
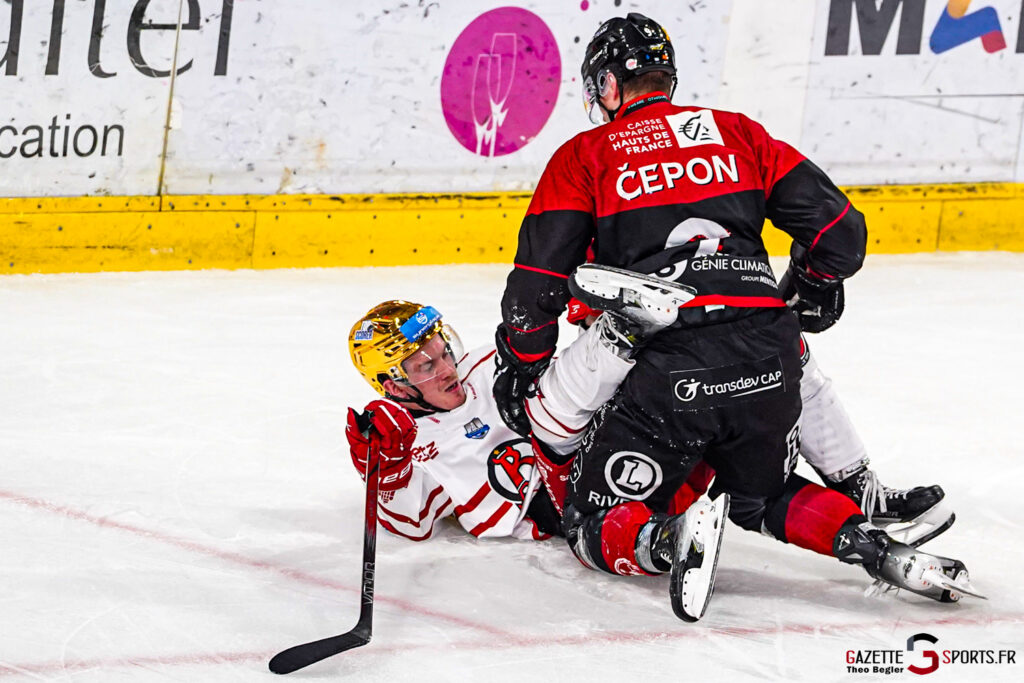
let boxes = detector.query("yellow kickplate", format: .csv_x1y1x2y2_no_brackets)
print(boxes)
0,185,1020,275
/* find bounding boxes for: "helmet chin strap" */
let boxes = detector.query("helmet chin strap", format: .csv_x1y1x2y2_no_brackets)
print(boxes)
600,99,624,122
386,386,448,414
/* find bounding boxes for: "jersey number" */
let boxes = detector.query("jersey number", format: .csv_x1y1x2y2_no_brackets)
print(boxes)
653,218,731,281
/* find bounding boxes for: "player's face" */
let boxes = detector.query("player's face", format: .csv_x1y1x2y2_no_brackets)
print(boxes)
400,332,466,411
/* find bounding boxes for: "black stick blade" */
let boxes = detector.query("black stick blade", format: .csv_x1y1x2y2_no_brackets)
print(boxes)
268,628,371,674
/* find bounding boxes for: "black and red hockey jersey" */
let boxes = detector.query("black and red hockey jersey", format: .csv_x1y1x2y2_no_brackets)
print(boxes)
501,92,867,360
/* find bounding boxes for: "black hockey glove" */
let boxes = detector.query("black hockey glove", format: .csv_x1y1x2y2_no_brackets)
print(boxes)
493,324,550,436
779,260,845,333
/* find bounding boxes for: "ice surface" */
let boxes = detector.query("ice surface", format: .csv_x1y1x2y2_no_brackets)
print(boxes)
1,254,1022,681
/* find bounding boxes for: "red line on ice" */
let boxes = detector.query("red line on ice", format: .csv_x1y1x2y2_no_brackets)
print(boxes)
0,651,270,678
4,489,1022,677
0,488,509,638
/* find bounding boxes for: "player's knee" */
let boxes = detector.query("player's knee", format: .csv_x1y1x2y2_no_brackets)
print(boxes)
780,480,864,556
563,502,658,576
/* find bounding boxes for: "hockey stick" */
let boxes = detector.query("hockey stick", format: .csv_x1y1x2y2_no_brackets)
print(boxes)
269,435,380,674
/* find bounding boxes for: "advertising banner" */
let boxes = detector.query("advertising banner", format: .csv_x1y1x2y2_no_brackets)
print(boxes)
162,0,734,195
4,1,1024,197
0,0,180,196
2,0,734,197
805,0,1024,184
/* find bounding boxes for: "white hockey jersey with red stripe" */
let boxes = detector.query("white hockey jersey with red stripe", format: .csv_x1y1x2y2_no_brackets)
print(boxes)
376,346,548,541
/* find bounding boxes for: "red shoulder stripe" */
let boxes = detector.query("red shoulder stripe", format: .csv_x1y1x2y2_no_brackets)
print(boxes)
462,350,497,380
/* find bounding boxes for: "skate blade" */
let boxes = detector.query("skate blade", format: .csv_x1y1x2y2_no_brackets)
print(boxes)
572,265,697,306
920,567,987,600
864,578,894,598
877,504,956,547
671,493,729,622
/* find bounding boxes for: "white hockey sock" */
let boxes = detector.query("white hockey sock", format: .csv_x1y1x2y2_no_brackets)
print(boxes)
799,351,867,478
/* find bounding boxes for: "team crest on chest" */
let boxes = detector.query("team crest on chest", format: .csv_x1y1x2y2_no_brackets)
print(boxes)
487,439,535,502
463,418,490,439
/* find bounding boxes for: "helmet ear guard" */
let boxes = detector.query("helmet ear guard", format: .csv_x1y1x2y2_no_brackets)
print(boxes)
583,66,620,124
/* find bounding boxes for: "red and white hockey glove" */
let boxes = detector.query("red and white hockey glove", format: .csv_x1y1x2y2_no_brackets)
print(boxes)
530,435,572,517
566,297,602,327
345,399,417,492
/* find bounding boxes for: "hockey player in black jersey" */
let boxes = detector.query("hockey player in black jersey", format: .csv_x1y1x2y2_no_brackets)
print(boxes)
493,12,979,614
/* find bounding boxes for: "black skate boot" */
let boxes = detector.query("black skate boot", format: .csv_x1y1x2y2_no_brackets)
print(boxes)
586,309,652,359
833,520,985,602
639,493,730,622
569,264,697,344
826,459,954,546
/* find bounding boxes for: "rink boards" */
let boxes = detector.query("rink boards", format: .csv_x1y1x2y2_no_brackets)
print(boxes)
5,1,1024,274
3,183,1024,274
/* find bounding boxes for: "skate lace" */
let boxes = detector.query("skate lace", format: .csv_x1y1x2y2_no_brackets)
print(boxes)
858,471,912,521
859,470,885,522
596,312,636,350
580,318,601,370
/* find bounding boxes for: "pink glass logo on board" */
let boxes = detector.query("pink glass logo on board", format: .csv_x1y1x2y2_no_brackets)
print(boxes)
441,8,562,157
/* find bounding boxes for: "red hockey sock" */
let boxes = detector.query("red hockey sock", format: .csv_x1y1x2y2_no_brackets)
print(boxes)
668,461,717,515
784,483,863,556
600,501,657,576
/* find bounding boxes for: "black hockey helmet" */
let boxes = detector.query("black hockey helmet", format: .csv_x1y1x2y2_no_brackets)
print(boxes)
581,13,676,123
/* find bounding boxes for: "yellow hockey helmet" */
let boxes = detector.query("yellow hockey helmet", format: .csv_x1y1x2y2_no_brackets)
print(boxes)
349,300,458,396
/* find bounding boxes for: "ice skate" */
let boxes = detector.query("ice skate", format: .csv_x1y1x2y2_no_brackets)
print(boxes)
834,521,985,602
568,264,697,340
647,493,730,622
586,307,655,358
826,461,954,546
